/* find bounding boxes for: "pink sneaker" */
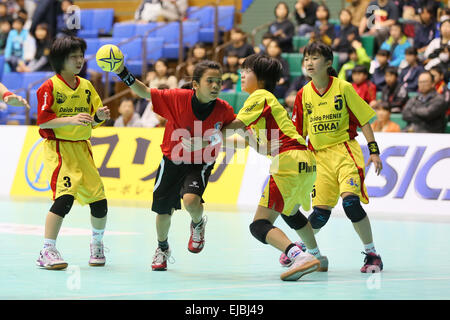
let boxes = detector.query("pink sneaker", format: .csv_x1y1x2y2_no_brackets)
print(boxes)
360,252,383,273
89,242,106,266
36,246,68,270
279,242,306,267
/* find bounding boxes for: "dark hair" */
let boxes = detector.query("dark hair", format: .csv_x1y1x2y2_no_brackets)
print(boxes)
192,60,222,84
13,17,25,26
420,70,434,82
421,3,437,21
120,97,134,104
193,42,207,50
49,36,87,74
242,53,282,92
157,84,170,90
385,66,398,76
352,65,369,75
231,27,245,35
34,23,50,41
405,47,418,56
227,50,239,57
376,49,390,57
262,32,274,40
391,21,403,31
317,4,330,21
274,2,289,19
430,65,444,75
155,58,169,67
303,41,337,77
339,8,353,20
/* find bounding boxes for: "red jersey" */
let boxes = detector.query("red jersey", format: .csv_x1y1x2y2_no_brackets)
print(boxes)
352,80,377,104
150,88,236,164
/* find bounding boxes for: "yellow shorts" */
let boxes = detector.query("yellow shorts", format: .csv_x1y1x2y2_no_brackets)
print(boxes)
43,139,106,205
312,139,369,208
259,149,316,216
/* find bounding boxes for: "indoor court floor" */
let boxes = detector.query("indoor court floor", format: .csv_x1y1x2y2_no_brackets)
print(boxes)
1,198,449,300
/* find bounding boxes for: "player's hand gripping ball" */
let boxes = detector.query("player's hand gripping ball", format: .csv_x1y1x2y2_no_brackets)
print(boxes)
96,44,124,72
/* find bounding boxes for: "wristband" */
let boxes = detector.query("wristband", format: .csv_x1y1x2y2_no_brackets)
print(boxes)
2,91,13,101
94,113,102,123
117,66,136,87
368,141,380,155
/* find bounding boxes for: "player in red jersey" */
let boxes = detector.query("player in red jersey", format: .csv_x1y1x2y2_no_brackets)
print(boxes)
113,59,235,271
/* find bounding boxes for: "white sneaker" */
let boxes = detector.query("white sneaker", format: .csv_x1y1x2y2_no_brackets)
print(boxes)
89,242,106,266
188,216,208,253
280,251,320,281
152,247,175,271
36,246,68,270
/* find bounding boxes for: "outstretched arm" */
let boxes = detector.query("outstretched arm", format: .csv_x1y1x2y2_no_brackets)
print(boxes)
114,64,152,101
0,82,30,109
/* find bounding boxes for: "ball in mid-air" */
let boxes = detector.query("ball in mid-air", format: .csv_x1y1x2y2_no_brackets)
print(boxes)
96,44,123,72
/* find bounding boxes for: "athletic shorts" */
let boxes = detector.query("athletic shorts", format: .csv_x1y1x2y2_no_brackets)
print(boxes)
43,139,106,205
259,149,316,216
152,156,215,215
312,139,369,208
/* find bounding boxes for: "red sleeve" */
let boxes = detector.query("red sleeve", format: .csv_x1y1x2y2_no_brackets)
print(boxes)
151,88,192,122
36,80,56,125
220,100,236,126
368,82,377,103
292,88,304,136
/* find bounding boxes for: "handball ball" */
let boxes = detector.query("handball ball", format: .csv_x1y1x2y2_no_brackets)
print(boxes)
96,44,124,72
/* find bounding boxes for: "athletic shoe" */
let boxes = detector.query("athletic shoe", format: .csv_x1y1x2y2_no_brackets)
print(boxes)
279,241,306,267
36,246,68,270
360,252,383,273
151,247,174,271
280,251,320,281
188,216,207,253
89,242,106,266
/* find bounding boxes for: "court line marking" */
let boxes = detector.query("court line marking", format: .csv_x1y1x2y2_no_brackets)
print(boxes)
49,276,450,300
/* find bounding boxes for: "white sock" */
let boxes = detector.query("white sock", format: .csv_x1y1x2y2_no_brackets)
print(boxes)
91,228,105,244
364,242,377,254
307,247,321,258
287,245,302,260
43,238,56,249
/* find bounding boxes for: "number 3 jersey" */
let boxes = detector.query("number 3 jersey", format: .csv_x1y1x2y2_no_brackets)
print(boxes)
292,76,376,150
37,74,104,141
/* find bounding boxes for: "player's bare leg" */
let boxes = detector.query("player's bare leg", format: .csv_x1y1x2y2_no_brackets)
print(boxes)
44,212,63,240
183,194,207,253
152,209,174,271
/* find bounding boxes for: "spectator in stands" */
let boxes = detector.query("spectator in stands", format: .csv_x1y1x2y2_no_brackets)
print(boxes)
284,59,311,113
378,66,409,113
178,57,195,88
135,0,188,23
114,97,142,127
222,50,240,91
4,17,30,72
371,104,401,132
399,47,425,92
224,27,254,66
55,0,77,38
30,0,62,39
359,0,399,49
310,4,335,46
0,19,10,55
414,3,438,57
338,40,371,81
191,42,208,63
332,8,361,65
0,3,12,25
430,65,448,94
346,0,371,28
402,71,447,133
380,22,412,67
268,2,295,53
294,0,319,36
254,32,273,55
439,7,450,22
351,65,377,106
266,38,290,98
141,84,168,127
424,19,450,69
147,58,178,89
370,49,390,88
16,23,52,72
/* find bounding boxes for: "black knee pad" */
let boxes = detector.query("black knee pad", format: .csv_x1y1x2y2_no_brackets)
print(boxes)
281,210,308,230
89,199,108,218
50,195,74,218
308,207,331,229
342,195,367,223
249,219,275,244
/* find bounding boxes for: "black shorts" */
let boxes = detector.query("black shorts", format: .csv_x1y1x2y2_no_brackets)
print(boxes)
152,156,215,215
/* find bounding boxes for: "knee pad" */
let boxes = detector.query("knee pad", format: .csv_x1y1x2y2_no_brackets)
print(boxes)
50,195,74,218
90,199,108,218
249,219,275,244
308,207,331,229
342,195,366,223
281,210,308,230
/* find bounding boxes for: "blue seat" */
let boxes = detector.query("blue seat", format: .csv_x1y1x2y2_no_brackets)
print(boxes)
78,9,97,38
92,9,114,34
6,114,26,124
218,6,235,31
0,55,4,81
0,107,7,124
199,28,214,43
2,72,23,90
156,22,179,44
28,89,38,120
113,23,136,38
22,72,50,90
121,37,142,61
84,38,100,57
187,6,214,28
144,37,164,62
182,20,200,47
135,22,157,37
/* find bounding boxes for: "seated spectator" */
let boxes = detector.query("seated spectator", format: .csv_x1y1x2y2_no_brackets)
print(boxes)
0,19,11,55
380,22,412,67
414,3,438,56
114,98,142,127
0,3,12,25
439,7,450,23
351,65,377,106
178,57,195,88
224,27,255,66
268,2,295,53
402,71,447,133
430,65,447,94
135,0,188,23
147,58,178,89
4,17,31,72
425,43,450,71
399,47,425,92
16,23,52,72
56,0,77,38
338,40,371,81
332,9,360,65
265,39,290,98
370,49,390,89
379,66,409,113
254,32,274,55
423,19,450,69
191,42,208,63
284,59,311,113
222,50,240,91
294,0,319,36
141,84,168,127
371,104,401,132
346,0,370,28
359,0,399,49
310,4,335,46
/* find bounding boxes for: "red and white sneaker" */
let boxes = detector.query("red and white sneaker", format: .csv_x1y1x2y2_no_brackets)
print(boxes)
188,216,207,253
280,251,320,281
151,247,174,271
360,252,383,273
